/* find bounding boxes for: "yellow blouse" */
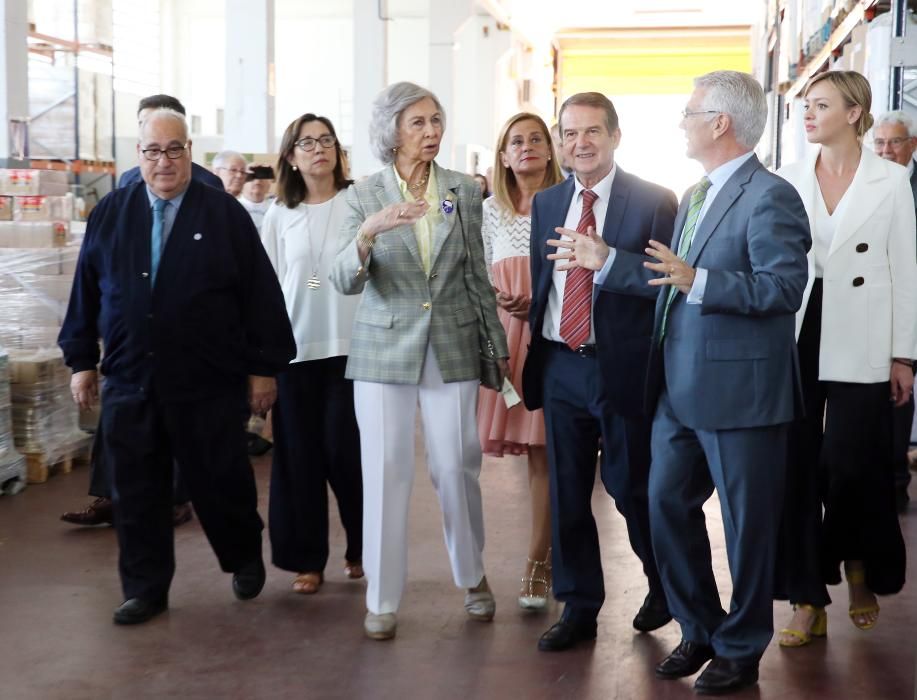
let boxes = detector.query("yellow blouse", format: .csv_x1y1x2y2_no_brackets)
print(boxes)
393,164,442,273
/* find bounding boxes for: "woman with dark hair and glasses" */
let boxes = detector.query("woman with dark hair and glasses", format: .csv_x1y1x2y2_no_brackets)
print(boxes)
260,113,363,595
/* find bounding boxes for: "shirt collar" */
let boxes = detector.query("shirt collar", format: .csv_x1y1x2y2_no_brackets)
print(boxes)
705,151,755,188
146,185,187,211
572,163,616,202
908,159,914,179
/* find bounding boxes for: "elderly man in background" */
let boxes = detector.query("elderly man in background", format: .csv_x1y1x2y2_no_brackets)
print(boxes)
212,150,249,197
59,109,295,625
873,110,917,515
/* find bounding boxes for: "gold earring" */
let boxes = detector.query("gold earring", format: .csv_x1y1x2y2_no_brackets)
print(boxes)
392,147,398,154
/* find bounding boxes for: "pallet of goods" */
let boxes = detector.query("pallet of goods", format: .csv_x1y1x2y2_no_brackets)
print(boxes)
0,351,26,495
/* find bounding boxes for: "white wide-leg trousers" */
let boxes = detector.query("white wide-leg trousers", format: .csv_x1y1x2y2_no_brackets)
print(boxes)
354,344,485,615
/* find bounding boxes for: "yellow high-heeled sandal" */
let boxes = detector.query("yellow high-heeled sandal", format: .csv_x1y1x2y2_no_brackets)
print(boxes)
778,604,828,647
846,566,880,630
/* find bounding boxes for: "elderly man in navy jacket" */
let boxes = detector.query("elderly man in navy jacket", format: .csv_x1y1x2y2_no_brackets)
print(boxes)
59,108,295,625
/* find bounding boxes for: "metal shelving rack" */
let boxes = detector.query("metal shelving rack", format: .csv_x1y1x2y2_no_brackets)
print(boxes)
24,0,116,208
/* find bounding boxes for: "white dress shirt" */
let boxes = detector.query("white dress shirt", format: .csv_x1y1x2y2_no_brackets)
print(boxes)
542,165,616,344
686,151,756,304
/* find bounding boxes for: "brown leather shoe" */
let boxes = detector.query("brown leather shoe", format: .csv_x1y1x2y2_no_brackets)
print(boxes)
61,497,113,526
172,503,194,527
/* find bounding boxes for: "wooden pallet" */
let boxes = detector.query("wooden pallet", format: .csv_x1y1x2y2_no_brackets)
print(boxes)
25,446,90,484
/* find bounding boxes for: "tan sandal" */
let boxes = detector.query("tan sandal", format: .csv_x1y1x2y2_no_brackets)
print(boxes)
344,560,364,579
292,572,323,594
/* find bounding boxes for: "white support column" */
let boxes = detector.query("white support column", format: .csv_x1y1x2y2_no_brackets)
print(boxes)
224,0,275,152
428,0,472,170
0,0,28,161
352,0,387,178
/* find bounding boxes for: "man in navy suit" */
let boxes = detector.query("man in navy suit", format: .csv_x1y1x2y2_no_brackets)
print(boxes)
59,108,295,625
644,71,810,694
59,93,222,530
522,92,678,651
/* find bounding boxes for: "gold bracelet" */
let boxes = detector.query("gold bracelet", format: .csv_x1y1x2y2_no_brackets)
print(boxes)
357,230,374,250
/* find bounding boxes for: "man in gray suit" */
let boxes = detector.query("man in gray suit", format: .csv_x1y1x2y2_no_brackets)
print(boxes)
643,71,810,694
873,110,917,514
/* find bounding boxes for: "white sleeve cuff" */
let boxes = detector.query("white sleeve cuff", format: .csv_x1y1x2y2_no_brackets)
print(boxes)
592,248,617,285
686,267,707,304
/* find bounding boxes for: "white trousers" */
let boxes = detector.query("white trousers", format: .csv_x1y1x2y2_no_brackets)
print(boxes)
354,344,485,615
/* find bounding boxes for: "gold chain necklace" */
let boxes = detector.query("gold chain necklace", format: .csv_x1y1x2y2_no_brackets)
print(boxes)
407,163,431,196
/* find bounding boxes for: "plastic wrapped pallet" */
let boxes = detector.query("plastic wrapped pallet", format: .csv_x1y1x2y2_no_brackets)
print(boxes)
0,169,69,197
0,349,26,494
8,348,91,473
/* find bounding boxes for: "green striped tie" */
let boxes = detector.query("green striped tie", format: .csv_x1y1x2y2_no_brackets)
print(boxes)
658,176,712,343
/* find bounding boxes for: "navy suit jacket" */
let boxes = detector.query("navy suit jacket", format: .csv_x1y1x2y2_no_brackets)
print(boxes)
58,179,295,401
646,155,811,430
522,168,677,418
118,162,224,191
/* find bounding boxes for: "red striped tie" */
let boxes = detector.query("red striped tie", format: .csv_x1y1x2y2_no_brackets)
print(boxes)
559,189,598,349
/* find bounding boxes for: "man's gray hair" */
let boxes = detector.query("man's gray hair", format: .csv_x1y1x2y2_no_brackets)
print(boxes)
138,108,188,143
694,71,767,149
212,150,247,168
370,82,446,165
875,110,917,137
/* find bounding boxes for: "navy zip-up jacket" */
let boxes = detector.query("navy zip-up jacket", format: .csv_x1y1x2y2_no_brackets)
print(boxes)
58,178,295,401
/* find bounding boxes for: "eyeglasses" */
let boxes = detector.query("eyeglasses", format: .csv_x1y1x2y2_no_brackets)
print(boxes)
874,137,912,148
294,135,337,152
141,143,190,161
217,166,247,177
681,109,720,119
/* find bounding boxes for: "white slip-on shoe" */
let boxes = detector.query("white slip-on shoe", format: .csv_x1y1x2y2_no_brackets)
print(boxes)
364,611,397,640
465,576,496,621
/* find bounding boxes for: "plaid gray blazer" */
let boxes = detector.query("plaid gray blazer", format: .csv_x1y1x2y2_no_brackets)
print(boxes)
330,163,508,385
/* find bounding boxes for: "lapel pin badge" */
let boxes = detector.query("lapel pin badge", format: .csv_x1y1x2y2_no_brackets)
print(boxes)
441,196,455,215
193,233,203,240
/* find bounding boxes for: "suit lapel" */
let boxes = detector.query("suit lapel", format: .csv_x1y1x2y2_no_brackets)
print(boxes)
534,178,575,306
828,150,887,257
374,166,424,271
429,162,459,269
601,168,630,249
685,155,760,267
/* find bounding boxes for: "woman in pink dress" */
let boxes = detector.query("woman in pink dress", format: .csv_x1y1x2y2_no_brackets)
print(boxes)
478,113,563,610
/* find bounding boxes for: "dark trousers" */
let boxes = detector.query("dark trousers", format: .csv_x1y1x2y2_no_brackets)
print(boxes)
892,391,914,495
269,357,362,572
103,386,263,601
89,422,190,504
541,344,662,623
649,390,787,664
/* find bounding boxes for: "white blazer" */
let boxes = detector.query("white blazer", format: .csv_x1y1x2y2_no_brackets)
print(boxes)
777,147,917,383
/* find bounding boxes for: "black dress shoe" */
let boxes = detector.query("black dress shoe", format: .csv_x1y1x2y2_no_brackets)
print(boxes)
537,618,597,652
654,640,715,679
113,596,168,625
633,590,672,632
233,558,266,600
694,657,759,695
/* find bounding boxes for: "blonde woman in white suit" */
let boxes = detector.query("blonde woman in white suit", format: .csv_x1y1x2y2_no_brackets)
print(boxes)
331,82,509,641
775,71,917,647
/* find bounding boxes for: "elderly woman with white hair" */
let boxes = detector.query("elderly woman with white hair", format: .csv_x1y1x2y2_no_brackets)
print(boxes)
331,81,509,641
212,150,248,197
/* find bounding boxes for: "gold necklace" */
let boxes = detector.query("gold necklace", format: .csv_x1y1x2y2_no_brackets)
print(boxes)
407,164,430,195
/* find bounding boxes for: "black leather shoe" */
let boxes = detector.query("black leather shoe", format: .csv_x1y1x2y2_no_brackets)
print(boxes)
232,558,266,600
537,619,597,652
633,590,672,632
654,640,715,679
113,596,168,625
694,657,759,695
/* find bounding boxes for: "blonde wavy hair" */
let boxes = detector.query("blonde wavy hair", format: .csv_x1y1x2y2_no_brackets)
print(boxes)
492,112,563,216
